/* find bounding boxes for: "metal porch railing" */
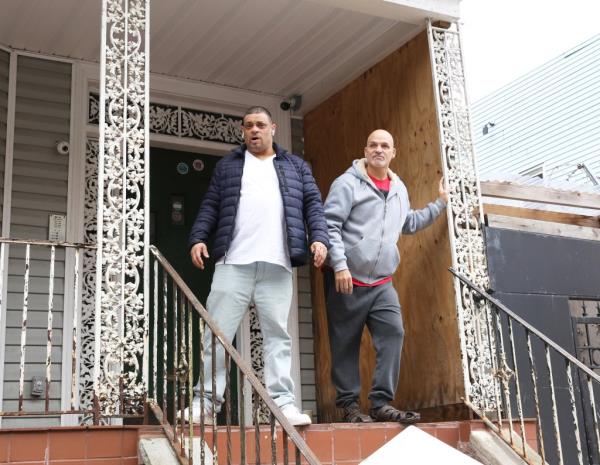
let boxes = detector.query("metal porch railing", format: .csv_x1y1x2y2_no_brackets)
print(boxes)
452,269,600,465
0,237,95,420
148,245,321,465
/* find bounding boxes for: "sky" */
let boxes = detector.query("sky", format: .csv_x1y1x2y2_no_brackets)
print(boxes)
459,0,600,102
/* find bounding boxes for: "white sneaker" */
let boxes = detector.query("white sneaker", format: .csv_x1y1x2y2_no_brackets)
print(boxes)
281,404,312,426
180,398,214,424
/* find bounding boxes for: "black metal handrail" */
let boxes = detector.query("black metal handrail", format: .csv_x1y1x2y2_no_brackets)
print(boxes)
451,268,600,465
148,245,321,465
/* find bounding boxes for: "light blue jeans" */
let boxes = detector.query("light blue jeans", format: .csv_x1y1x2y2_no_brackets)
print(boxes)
194,262,294,411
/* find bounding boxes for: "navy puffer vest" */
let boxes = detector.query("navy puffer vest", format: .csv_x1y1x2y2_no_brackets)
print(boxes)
188,144,330,267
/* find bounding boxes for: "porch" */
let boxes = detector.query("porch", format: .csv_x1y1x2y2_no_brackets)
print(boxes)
0,0,574,464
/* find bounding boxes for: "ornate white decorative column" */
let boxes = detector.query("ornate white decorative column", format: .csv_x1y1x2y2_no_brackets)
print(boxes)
94,0,150,416
427,21,498,412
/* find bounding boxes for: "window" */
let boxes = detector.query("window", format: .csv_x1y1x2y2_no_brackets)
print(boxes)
519,163,545,180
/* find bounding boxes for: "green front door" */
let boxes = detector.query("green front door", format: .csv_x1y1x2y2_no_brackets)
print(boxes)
150,147,237,423
150,147,218,304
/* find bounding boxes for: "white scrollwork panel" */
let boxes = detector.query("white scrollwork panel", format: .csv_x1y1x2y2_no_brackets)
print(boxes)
79,139,99,419
90,93,243,144
427,23,498,411
95,0,149,416
248,305,270,423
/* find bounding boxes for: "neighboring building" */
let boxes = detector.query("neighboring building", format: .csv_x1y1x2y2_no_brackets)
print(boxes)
470,33,600,465
471,34,600,190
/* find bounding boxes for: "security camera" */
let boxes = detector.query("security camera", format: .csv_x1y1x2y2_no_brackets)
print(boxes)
280,94,302,112
56,141,70,155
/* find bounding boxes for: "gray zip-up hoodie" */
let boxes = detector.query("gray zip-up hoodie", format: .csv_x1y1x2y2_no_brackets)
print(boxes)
324,158,446,284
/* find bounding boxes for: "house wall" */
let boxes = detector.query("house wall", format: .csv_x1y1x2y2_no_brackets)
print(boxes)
303,31,462,421
1,55,71,426
1,52,312,426
472,35,600,187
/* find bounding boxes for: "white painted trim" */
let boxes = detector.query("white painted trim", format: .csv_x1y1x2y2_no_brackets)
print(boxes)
60,62,88,426
0,43,79,64
86,124,239,157
310,0,460,23
0,51,18,427
13,49,76,64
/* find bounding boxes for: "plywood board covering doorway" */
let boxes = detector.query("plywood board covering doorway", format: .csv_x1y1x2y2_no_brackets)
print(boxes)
303,31,463,422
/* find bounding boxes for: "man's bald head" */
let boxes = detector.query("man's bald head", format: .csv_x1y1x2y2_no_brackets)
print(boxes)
364,129,397,178
367,129,395,147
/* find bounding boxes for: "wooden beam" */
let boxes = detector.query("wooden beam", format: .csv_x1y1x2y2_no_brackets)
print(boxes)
482,204,600,228
487,214,600,242
481,181,600,210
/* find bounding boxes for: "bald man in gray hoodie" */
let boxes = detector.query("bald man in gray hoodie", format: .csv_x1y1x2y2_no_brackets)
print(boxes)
324,129,447,424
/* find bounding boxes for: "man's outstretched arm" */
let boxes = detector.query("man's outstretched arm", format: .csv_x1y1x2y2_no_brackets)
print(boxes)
402,177,448,235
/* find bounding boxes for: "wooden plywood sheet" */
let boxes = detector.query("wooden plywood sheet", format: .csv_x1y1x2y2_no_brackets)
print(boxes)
304,31,463,422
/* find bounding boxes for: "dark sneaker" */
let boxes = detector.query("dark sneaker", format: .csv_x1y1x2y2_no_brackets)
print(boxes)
342,404,373,423
370,404,420,424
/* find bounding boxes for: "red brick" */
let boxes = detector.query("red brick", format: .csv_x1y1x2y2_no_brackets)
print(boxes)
243,429,274,465
122,457,139,465
86,430,123,459
384,426,402,442
85,459,121,465
359,428,387,459
417,426,436,439
458,421,471,442
49,430,87,460
216,429,241,464
9,431,48,462
304,430,333,463
332,429,360,462
122,430,139,458
0,433,9,463
435,426,460,447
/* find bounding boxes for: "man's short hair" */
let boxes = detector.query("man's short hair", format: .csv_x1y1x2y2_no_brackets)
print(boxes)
243,106,273,122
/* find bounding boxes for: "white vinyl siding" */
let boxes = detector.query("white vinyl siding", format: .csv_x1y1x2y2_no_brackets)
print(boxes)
2,55,71,427
297,265,317,416
472,35,600,188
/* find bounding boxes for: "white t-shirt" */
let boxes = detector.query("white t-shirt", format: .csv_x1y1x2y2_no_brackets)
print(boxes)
216,151,292,271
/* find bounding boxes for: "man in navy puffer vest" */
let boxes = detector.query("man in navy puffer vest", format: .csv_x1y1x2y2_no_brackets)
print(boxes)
187,106,329,426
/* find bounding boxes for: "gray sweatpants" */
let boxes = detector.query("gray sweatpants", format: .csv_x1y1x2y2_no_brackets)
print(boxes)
324,270,404,409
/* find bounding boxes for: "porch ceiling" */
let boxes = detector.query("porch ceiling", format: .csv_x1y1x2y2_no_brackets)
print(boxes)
0,0,459,113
